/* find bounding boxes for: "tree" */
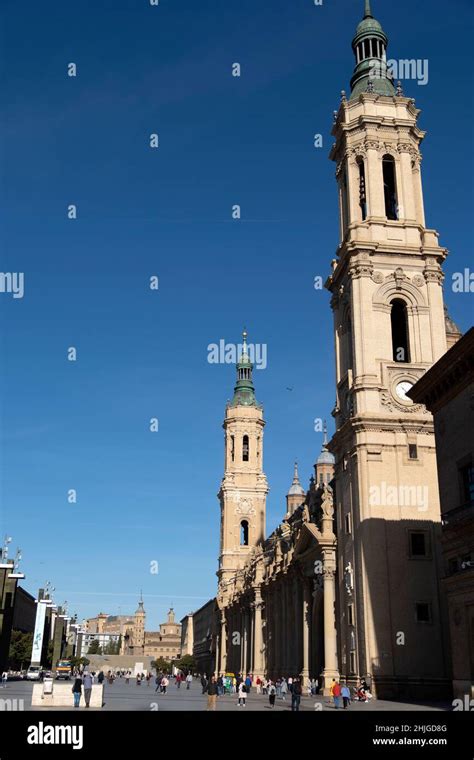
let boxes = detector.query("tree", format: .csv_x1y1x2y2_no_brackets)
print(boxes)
151,657,171,673
175,654,195,673
8,630,33,670
87,639,102,655
69,656,90,670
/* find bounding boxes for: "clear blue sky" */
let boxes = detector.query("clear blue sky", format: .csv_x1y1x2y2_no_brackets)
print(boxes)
1,0,472,630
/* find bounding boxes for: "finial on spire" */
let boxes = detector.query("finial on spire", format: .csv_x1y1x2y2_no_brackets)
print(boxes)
242,328,248,355
364,0,373,18
323,420,328,447
292,461,300,483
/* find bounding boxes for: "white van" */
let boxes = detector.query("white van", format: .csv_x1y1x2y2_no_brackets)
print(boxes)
26,665,42,681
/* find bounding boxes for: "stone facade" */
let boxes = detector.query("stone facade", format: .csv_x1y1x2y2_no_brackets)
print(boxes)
408,328,474,700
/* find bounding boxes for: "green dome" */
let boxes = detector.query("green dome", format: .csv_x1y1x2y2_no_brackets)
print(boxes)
355,17,383,36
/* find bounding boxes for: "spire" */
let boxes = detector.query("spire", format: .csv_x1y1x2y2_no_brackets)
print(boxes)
349,0,395,101
316,421,335,466
135,591,145,614
229,328,260,408
287,461,305,497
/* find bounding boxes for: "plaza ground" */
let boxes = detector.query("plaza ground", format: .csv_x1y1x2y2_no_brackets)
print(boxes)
0,679,452,712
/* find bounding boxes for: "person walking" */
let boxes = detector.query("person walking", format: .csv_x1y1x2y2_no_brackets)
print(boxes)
97,671,104,685
82,671,93,708
186,673,192,690
237,680,247,708
217,674,224,696
176,673,182,689
1,672,7,688
161,675,169,694
72,676,82,708
201,674,208,694
245,674,252,693
155,674,162,692
280,678,288,701
291,678,302,711
333,680,342,709
207,675,219,711
268,682,276,709
341,682,351,709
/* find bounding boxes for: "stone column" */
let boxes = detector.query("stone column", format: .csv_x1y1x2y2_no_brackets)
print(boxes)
301,579,311,687
321,557,339,695
253,590,264,679
220,612,227,674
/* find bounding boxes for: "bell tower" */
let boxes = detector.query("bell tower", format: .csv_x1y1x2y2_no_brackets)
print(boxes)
217,330,268,594
326,1,451,698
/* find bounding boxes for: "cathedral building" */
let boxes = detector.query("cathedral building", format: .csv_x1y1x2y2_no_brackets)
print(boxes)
216,332,339,693
215,0,460,699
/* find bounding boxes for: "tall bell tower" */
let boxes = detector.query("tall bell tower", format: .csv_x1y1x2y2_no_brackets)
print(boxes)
217,331,268,594
326,1,451,699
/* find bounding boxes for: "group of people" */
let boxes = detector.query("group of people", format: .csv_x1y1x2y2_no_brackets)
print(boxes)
329,678,373,708
200,673,305,711
71,671,95,708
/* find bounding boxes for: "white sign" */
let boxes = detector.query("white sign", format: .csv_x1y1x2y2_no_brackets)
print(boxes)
31,602,47,664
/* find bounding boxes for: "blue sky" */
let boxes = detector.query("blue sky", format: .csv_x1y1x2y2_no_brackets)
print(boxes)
1,0,472,630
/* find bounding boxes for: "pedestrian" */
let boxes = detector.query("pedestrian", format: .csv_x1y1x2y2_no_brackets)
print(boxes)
72,676,82,708
288,676,293,695
232,676,237,693
256,676,262,695
161,675,169,694
207,675,219,711
201,674,208,694
269,682,276,708
275,678,281,697
186,672,192,690
136,674,141,686
1,671,7,688
146,673,151,687
237,680,247,708
82,671,93,708
291,678,302,711
341,682,351,709
280,678,288,701
97,671,104,685
333,680,342,709
245,674,252,692
262,678,268,695
217,674,224,696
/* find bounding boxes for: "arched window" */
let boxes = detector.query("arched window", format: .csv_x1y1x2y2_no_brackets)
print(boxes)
240,520,249,546
391,299,410,362
341,166,349,234
230,435,235,462
382,155,398,220
242,435,249,462
357,158,367,220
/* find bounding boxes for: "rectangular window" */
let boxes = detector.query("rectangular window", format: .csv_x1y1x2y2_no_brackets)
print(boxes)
345,513,352,534
409,531,427,557
415,602,432,624
460,463,474,505
448,557,459,575
348,604,354,626
409,444,418,460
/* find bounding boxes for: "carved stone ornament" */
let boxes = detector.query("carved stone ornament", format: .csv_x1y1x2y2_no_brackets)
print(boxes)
235,497,255,516
381,391,428,415
321,487,334,518
371,271,384,284
412,274,424,288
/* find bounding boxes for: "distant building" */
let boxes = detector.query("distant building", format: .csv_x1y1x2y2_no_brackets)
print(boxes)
12,586,36,633
83,599,182,661
182,599,216,676
144,608,181,660
408,327,474,700
77,631,121,657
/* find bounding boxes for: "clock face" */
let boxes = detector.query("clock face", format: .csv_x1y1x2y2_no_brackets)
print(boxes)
395,381,413,402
